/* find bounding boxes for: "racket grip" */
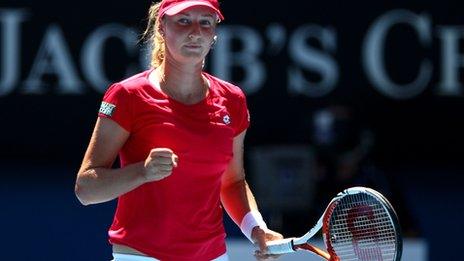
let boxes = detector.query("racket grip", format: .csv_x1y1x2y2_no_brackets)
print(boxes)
266,238,295,254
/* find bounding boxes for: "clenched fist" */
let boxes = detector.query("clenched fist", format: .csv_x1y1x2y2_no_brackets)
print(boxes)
143,148,178,182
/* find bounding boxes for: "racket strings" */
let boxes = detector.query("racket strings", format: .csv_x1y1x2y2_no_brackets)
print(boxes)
327,193,398,261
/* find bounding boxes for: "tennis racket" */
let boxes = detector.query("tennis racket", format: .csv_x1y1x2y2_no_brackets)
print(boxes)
266,186,402,261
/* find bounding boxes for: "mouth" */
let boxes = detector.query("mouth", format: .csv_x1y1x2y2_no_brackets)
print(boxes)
184,44,202,49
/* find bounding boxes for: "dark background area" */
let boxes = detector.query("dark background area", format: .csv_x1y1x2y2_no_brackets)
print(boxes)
1,0,463,260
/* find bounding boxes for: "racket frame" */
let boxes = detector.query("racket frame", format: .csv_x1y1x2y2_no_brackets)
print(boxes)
266,186,403,261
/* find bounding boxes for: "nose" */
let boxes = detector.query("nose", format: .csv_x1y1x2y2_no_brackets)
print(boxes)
188,23,202,40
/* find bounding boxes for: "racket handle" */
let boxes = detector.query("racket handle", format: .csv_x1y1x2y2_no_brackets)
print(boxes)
266,238,295,254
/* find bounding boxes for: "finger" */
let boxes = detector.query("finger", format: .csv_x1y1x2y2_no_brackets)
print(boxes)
250,227,267,253
254,250,265,260
145,160,173,172
157,170,172,177
150,148,174,157
151,147,173,153
172,154,179,167
152,156,175,165
150,152,174,159
266,232,283,241
156,164,173,171
254,250,276,260
255,230,267,253
265,254,279,260
254,251,279,260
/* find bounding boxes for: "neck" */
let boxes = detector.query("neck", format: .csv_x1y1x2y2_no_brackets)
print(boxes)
155,59,208,104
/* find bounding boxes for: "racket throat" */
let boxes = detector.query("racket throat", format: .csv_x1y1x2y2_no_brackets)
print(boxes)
296,244,332,260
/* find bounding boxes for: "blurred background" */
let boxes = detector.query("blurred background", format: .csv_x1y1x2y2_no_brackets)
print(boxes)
1,0,462,260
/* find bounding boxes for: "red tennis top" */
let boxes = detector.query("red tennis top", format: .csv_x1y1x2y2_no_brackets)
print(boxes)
98,69,249,260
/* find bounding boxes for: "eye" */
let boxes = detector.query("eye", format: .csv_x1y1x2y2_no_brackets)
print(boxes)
200,19,214,27
178,18,190,25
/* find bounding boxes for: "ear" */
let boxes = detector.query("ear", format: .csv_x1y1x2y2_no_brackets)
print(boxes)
158,19,166,37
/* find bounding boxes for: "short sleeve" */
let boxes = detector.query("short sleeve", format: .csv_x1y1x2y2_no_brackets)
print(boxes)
98,83,133,132
233,91,250,136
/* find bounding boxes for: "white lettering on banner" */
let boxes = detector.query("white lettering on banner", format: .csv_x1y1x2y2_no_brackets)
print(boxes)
0,8,462,98
363,9,433,99
288,25,338,97
265,23,287,56
82,23,139,92
0,9,27,95
212,26,265,95
436,26,464,95
23,24,84,94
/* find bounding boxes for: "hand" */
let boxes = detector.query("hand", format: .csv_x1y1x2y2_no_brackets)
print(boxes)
143,148,178,182
252,226,284,260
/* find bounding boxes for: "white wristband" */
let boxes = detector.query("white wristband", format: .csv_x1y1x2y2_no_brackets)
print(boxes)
240,210,268,243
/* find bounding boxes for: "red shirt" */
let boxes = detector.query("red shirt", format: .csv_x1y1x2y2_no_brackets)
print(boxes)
98,69,249,260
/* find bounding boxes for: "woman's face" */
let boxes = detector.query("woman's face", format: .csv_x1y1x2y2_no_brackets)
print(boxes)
162,6,217,65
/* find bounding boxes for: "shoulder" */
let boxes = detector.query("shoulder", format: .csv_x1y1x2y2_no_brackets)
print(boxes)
204,73,246,100
109,70,151,94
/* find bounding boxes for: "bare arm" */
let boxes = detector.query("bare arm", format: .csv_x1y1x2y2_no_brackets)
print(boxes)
74,117,145,205
220,131,283,259
220,131,258,223
74,117,178,205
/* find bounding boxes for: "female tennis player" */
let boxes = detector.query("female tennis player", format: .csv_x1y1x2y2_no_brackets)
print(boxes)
74,0,283,260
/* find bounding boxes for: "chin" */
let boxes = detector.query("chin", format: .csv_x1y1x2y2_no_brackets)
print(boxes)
180,52,207,62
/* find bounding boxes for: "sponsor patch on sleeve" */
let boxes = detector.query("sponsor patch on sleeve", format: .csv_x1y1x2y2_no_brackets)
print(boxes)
99,101,116,117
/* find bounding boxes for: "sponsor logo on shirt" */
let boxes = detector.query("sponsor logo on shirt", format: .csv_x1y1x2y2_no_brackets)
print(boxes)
99,101,116,117
223,115,231,125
